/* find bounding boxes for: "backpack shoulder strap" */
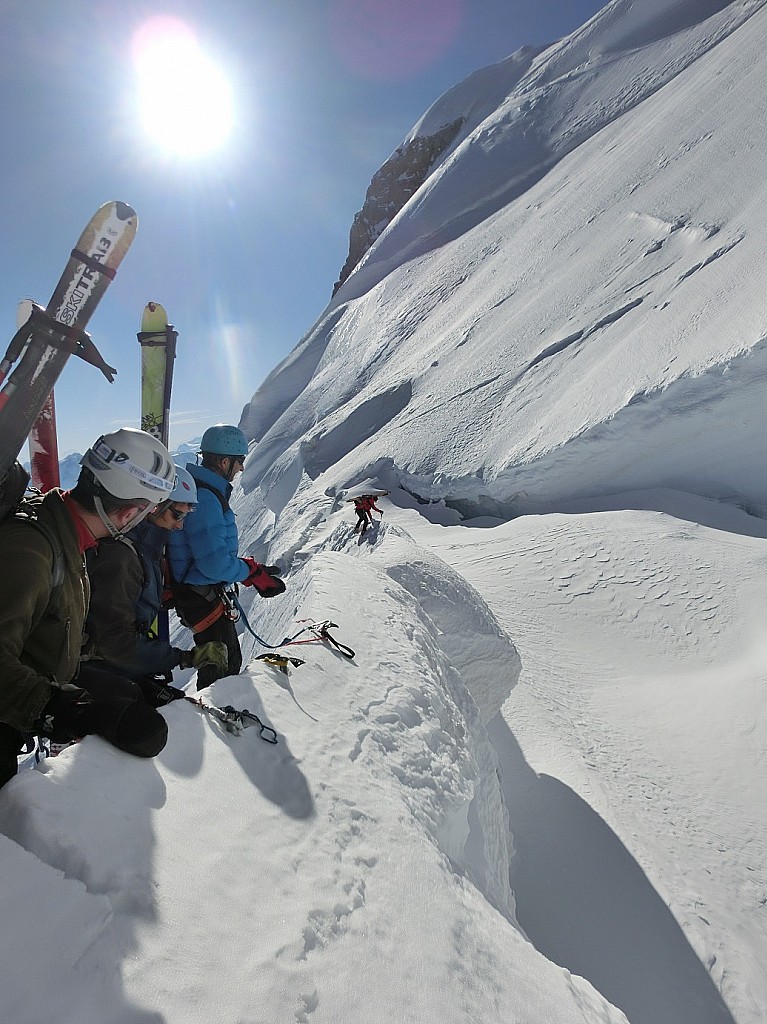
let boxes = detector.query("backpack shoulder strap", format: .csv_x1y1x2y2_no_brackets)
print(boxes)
1,466,66,590
17,506,65,589
32,517,65,589
115,533,150,591
195,478,230,513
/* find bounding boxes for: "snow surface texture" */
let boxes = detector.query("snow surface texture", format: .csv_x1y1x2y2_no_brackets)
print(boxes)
240,0,767,521
3,1,767,1021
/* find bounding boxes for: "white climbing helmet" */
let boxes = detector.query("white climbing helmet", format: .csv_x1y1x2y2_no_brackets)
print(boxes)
167,466,198,504
81,428,175,503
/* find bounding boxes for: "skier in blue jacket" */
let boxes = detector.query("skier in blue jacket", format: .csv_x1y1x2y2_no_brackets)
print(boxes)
167,425,285,690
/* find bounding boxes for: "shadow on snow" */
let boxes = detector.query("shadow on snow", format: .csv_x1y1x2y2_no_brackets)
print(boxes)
489,714,735,1024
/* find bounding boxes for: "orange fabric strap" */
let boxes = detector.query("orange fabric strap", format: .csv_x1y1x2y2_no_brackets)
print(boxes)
191,601,225,634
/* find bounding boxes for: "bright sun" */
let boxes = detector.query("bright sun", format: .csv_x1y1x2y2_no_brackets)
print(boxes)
132,17,234,159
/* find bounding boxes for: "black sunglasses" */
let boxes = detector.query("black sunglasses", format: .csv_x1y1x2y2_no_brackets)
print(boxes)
166,505,191,521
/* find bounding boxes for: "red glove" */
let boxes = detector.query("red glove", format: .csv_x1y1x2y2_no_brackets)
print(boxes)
241,557,286,597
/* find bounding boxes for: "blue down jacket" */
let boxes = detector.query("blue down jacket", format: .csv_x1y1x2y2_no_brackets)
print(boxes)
166,463,249,586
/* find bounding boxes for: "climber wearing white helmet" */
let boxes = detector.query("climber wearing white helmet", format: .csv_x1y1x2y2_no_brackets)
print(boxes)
77,427,176,536
0,427,177,790
84,465,228,702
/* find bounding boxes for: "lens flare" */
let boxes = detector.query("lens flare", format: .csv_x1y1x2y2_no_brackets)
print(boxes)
328,0,464,80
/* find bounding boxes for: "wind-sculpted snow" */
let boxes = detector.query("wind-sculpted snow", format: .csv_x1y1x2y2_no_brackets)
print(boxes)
240,0,767,526
334,0,761,296
239,304,351,448
0,540,629,1024
397,503,767,1023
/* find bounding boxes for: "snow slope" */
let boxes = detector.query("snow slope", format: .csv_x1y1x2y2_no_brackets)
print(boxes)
2,1,767,1022
240,0,767,522
396,501,767,1024
1,541,629,1024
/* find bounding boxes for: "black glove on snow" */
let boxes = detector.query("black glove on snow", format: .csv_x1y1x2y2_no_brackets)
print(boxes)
37,686,168,758
36,686,91,743
138,676,186,708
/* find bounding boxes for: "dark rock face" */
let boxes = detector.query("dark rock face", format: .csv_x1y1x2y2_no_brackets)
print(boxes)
333,118,464,295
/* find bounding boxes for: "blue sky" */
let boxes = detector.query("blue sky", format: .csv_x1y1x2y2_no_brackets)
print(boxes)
0,0,604,455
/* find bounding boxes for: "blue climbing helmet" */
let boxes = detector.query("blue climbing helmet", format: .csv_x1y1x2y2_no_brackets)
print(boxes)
200,424,248,458
168,466,198,504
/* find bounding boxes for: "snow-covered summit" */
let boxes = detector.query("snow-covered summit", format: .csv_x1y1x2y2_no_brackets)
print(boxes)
332,44,546,293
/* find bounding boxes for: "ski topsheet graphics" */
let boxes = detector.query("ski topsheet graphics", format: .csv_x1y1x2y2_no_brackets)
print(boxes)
28,390,60,491
18,298,59,492
137,301,177,641
138,301,177,445
0,201,138,485
14,299,60,491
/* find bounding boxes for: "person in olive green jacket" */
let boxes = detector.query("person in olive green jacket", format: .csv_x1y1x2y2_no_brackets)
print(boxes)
0,428,177,789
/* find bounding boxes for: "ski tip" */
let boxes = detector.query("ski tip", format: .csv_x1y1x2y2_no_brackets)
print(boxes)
15,299,34,328
140,301,169,331
113,201,138,223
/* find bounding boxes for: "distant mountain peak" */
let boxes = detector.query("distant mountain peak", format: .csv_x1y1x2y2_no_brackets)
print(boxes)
333,46,544,294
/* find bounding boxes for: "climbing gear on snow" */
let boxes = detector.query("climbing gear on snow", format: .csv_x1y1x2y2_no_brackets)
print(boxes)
283,620,356,660
234,596,355,660
253,653,305,675
185,695,277,743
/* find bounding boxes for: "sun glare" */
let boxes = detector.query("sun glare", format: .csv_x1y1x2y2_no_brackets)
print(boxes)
132,17,234,159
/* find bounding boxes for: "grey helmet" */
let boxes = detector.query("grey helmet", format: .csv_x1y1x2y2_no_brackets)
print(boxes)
81,428,176,502
168,466,198,504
